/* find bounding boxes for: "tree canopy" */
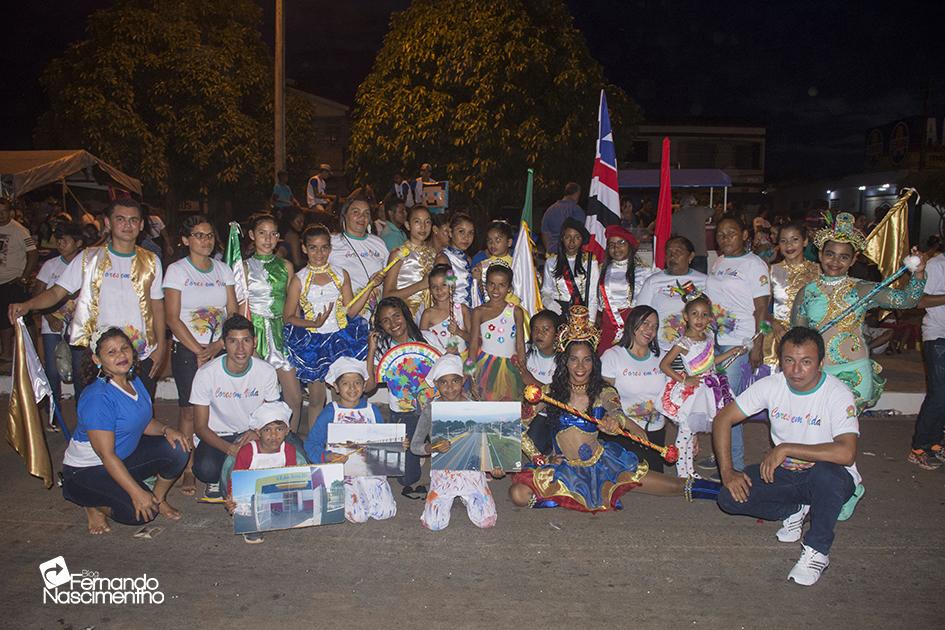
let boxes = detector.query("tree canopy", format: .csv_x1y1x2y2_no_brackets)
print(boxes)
348,0,642,213
34,0,316,207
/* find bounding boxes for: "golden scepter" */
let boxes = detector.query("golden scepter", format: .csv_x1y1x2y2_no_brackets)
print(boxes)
523,385,679,463
346,244,410,310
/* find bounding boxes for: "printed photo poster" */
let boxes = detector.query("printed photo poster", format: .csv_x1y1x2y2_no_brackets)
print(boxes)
430,401,521,472
231,464,345,534
326,423,407,477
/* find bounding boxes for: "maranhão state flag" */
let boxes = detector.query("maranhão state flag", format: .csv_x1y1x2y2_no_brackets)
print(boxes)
584,89,621,262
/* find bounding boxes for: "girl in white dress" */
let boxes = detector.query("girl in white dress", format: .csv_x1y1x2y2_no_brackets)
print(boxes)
419,263,470,355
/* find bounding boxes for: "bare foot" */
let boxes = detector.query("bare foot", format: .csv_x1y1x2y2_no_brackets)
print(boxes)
158,500,182,521
86,507,111,535
177,470,196,497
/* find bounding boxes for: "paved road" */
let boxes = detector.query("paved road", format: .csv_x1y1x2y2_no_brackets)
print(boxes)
2,398,943,628
432,430,481,470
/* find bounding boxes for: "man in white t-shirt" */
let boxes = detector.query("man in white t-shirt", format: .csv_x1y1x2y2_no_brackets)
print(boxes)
191,315,282,493
0,199,38,360
9,198,165,399
909,249,945,469
329,192,389,311
713,327,860,586
306,163,333,210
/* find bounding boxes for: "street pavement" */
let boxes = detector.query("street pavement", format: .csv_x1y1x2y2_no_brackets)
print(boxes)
1,398,943,629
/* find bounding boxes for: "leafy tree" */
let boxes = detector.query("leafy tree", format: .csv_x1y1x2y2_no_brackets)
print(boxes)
34,0,316,215
348,0,642,213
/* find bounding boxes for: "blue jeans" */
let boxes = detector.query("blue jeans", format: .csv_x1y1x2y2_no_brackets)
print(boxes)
392,410,422,487
717,462,854,555
41,333,65,405
193,433,242,484
912,338,945,450
718,344,751,470
61,436,189,525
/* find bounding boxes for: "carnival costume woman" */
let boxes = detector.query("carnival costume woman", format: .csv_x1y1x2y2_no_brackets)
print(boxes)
515,307,647,512
792,212,925,412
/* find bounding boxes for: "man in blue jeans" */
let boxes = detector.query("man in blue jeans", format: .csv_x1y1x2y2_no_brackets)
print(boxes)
909,246,945,469
714,327,860,586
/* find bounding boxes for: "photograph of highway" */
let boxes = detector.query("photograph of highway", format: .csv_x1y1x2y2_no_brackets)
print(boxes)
430,402,522,472
327,424,407,477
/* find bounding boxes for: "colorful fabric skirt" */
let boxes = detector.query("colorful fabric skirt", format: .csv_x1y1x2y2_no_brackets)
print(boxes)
660,373,733,434
513,442,648,513
283,316,369,384
826,357,883,414
475,351,523,402
251,314,291,371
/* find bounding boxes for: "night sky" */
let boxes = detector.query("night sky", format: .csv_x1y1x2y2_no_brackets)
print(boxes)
2,0,943,181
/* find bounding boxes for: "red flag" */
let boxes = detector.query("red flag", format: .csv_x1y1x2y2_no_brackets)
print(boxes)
654,137,672,269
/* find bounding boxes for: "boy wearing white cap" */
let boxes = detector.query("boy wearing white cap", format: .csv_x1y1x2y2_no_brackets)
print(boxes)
304,357,397,523
413,354,503,531
223,401,305,543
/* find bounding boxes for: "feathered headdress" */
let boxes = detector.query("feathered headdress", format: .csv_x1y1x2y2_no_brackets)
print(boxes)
670,280,705,304
555,305,601,352
813,211,866,252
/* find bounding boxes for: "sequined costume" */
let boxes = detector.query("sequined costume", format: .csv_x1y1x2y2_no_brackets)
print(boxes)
516,385,647,513
659,335,734,478
474,302,523,401
244,254,292,370
792,274,925,412
396,243,436,317
284,265,368,383
442,246,472,307
764,260,819,368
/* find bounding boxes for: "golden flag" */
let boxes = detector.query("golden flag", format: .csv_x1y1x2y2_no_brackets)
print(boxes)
863,189,913,285
6,318,54,488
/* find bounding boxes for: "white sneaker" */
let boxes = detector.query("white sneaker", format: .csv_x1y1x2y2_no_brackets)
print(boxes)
776,504,810,543
788,544,829,586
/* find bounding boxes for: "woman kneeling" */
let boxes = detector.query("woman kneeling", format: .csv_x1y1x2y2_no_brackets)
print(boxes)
61,328,191,534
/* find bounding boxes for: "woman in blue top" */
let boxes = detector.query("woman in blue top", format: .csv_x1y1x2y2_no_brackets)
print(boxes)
61,328,191,534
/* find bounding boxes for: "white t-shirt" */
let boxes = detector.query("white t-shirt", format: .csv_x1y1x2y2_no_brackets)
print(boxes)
36,256,75,335
634,269,708,352
922,254,945,341
163,257,235,344
189,355,282,436
734,372,861,484
525,348,556,385
329,232,388,293
600,346,667,431
57,247,165,360
705,252,770,346
0,219,36,283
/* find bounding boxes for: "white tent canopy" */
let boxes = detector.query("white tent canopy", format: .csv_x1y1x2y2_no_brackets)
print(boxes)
0,149,142,198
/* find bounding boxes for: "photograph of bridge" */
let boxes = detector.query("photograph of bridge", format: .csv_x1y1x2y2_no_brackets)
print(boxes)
231,464,345,535
430,402,522,472
327,424,407,477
